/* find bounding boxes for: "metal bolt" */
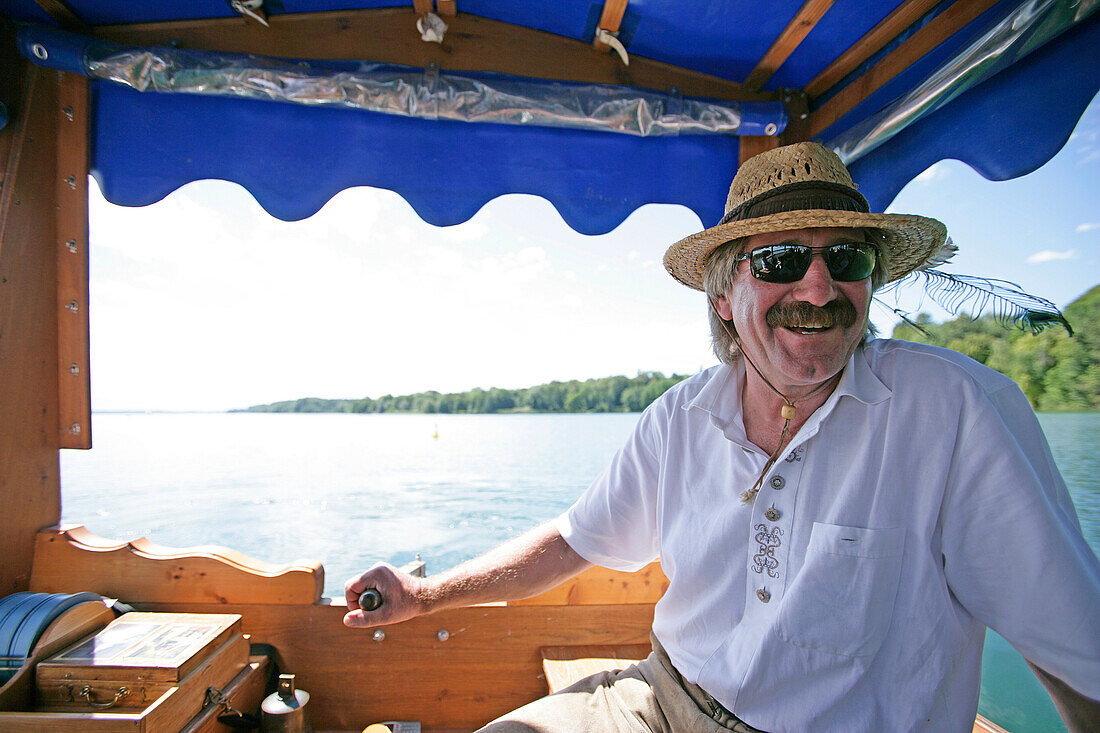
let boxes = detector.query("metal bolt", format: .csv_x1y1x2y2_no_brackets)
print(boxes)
69,364,79,375
32,44,48,60
65,175,77,189
69,423,81,435
66,300,79,313
436,629,450,642
372,629,385,642
764,123,778,136
65,239,78,253
62,106,74,121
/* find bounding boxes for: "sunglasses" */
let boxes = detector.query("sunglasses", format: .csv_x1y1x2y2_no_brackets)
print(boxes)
735,241,878,284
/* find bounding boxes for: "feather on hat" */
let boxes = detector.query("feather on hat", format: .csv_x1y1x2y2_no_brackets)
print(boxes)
664,142,1072,335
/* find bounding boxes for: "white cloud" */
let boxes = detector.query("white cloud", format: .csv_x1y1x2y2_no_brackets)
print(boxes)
437,220,490,243
912,162,948,185
1075,222,1100,233
1027,249,1077,264
476,246,550,282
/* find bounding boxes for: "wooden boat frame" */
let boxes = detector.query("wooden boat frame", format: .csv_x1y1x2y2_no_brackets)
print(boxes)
0,2,1085,729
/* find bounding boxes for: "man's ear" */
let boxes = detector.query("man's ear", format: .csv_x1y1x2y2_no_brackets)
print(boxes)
712,295,734,321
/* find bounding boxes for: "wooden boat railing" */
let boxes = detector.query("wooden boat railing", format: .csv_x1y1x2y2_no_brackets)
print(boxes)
22,526,1010,732
25,526,658,731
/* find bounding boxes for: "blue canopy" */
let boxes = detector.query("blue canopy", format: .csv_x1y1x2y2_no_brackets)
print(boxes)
3,0,1098,233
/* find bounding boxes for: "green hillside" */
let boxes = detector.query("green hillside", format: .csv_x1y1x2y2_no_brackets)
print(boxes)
891,284,1099,411
241,372,689,415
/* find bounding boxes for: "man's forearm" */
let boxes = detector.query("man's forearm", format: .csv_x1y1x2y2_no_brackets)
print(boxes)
417,521,591,613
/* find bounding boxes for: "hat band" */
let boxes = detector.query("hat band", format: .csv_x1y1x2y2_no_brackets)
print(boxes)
718,181,870,226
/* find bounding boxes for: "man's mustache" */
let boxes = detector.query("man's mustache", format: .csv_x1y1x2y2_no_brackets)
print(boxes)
766,298,858,329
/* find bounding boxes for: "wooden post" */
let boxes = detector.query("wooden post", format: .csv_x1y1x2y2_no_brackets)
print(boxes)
741,89,811,165
0,47,64,593
739,135,780,165
55,73,91,449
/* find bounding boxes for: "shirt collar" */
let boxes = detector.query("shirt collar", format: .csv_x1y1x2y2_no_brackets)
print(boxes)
684,362,743,425
831,342,892,406
684,344,891,423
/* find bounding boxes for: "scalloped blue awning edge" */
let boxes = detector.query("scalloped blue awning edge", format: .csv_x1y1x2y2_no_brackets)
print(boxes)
88,9,1099,232
851,11,1100,213
90,82,739,234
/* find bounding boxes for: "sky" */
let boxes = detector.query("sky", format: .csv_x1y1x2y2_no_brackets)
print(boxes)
87,96,1099,412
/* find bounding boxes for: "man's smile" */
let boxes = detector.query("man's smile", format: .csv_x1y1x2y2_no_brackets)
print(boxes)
785,325,833,335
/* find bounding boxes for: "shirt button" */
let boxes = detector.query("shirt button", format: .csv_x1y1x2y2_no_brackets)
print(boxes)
770,475,785,490
764,507,781,522
756,589,771,603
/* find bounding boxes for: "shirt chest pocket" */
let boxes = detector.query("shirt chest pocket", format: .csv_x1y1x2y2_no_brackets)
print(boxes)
776,522,905,658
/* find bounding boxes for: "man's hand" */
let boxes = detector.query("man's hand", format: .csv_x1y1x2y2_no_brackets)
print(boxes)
343,562,425,629
342,522,591,630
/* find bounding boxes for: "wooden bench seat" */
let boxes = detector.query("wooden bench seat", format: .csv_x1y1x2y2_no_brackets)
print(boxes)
540,643,651,694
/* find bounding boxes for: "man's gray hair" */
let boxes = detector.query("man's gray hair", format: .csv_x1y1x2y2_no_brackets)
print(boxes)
702,229,891,365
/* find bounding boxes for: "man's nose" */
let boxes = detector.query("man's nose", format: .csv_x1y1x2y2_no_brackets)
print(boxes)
791,255,838,306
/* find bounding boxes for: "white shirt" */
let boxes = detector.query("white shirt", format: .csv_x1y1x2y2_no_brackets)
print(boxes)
556,338,1100,732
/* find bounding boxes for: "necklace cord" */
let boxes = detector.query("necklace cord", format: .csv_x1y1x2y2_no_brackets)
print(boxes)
708,299,838,503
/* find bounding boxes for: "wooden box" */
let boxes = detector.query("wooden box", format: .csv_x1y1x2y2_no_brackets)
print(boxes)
36,613,244,711
0,611,250,731
179,655,271,733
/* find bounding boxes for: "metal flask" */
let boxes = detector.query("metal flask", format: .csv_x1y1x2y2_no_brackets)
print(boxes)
261,673,312,732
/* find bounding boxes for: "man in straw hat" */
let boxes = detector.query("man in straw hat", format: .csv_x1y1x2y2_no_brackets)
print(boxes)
345,142,1099,731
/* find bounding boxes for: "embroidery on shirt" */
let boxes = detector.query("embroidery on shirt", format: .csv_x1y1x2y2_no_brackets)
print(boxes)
752,523,783,578
785,446,803,463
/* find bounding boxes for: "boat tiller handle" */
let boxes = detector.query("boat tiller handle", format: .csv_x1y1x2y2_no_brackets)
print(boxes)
359,588,383,612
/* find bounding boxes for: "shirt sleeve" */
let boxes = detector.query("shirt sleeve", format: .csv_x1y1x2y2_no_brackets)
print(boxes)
941,382,1100,700
555,403,664,572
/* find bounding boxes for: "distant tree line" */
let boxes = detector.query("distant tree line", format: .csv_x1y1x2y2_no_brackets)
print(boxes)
243,372,691,415
244,286,1097,415
892,284,1099,411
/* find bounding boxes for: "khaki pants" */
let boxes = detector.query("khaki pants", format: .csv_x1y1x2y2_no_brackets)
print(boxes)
479,635,766,733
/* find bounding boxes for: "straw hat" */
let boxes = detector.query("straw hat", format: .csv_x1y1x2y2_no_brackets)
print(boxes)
663,142,947,291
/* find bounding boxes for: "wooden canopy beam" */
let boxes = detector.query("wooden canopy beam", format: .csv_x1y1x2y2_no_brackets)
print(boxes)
593,0,629,53
32,0,89,32
92,8,778,102
808,0,999,138
743,0,836,91
414,0,456,20
804,0,941,100
739,135,780,165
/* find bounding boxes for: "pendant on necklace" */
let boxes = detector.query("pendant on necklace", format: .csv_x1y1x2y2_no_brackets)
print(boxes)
780,404,796,420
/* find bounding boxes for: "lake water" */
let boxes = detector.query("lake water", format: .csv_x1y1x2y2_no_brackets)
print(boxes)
61,411,1099,732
